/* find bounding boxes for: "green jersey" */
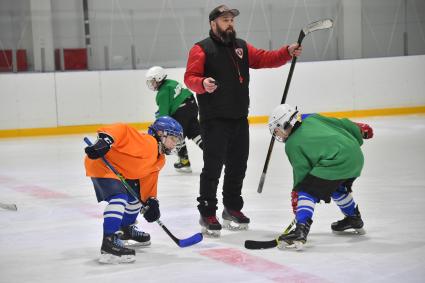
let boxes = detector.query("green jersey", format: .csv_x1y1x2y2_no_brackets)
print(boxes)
155,79,193,117
285,114,364,188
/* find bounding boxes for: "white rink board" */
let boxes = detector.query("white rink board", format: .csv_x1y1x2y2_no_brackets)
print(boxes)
0,55,424,130
0,73,57,130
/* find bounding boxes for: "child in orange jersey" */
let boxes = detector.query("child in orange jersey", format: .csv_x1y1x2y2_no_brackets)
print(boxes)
84,116,183,264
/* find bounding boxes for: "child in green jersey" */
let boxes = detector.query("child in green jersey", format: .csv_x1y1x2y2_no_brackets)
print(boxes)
268,104,373,250
146,66,203,173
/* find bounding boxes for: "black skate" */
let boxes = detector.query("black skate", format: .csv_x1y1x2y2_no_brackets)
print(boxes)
120,224,151,247
99,232,136,264
331,205,365,235
174,157,192,173
199,215,222,237
277,219,313,251
222,208,250,230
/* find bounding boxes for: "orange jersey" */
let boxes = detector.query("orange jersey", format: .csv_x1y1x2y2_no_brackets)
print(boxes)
85,123,165,202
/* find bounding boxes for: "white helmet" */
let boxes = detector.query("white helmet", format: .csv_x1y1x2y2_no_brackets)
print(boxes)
146,66,167,91
268,104,301,142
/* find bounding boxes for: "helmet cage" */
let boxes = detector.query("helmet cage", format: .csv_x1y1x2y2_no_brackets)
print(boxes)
148,116,184,155
146,66,167,91
268,105,300,142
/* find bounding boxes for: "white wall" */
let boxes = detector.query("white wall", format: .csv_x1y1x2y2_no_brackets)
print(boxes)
249,55,425,115
0,55,424,130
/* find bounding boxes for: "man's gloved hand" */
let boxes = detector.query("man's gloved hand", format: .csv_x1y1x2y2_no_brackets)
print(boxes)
291,190,298,215
356,122,374,139
84,132,114,159
142,197,160,223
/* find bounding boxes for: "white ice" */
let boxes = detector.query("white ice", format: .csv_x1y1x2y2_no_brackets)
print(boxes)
1,115,424,283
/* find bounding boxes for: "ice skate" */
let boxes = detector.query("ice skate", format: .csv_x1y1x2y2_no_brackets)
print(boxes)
277,219,312,251
222,208,250,230
120,224,151,247
174,157,192,173
199,215,222,237
99,232,136,264
332,205,365,235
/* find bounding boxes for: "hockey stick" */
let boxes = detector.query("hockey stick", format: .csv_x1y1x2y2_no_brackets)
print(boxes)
84,137,203,248
257,19,333,194
0,202,17,211
244,218,296,250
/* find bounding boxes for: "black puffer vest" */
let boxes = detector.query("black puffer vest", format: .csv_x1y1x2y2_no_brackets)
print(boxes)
196,33,250,121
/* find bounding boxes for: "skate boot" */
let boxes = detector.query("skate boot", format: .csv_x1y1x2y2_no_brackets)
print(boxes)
120,224,151,247
222,208,250,230
331,205,365,235
174,157,192,173
199,215,222,237
277,219,313,251
99,231,136,264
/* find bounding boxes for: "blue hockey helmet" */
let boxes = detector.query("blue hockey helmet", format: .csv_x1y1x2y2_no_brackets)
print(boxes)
148,116,184,154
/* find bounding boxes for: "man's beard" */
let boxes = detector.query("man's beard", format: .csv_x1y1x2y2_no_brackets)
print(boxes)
217,25,236,44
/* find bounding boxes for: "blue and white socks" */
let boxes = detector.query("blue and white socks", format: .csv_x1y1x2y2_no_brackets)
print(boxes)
103,193,142,236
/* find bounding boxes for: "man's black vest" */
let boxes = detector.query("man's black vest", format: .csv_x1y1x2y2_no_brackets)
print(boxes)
196,36,250,121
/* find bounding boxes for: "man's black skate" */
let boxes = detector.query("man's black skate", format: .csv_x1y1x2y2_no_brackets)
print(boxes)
174,157,192,173
99,232,135,264
331,205,365,235
120,224,151,247
222,208,250,230
277,219,313,250
200,215,222,237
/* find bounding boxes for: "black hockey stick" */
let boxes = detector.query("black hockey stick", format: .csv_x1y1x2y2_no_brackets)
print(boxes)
257,19,333,194
244,219,296,250
0,202,17,211
84,137,203,248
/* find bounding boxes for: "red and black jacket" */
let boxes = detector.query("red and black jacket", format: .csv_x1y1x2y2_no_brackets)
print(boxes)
184,32,293,121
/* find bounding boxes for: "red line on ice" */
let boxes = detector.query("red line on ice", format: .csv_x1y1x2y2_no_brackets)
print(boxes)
13,185,69,199
199,248,328,283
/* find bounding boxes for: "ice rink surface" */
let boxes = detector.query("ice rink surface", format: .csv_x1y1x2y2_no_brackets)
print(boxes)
1,115,424,283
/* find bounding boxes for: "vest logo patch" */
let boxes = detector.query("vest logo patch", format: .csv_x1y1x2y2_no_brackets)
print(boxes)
235,48,243,59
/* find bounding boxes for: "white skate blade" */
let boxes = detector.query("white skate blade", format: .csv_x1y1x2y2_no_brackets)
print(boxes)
99,253,135,264
333,227,366,235
175,167,192,173
201,227,221,238
123,240,151,248
277,240,305,251
222,219,249,231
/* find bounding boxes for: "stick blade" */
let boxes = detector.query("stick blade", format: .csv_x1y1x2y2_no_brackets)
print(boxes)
0,203,17,211
244,239,277,250
178,233,203,247
303,19,333,35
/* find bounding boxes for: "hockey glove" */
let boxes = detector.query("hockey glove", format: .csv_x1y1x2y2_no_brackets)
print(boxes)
356,122,373,139
291,190,298,215
143,197,160,223
84,132,114,159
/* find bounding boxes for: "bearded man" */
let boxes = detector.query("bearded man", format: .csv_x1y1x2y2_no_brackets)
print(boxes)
184,4,302,237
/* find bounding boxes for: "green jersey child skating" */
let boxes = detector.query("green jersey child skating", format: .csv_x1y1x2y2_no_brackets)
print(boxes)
285,114,364,188
155,79,193,118
266,103,373,248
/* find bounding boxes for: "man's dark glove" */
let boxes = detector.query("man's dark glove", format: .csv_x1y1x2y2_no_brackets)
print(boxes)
143,197,160,223
84,132,114,159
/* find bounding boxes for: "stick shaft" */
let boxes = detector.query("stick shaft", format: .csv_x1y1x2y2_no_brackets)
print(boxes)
257,31,304,194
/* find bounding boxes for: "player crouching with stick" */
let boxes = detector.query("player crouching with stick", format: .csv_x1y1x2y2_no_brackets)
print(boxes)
84,116,183,264
268,104,373,250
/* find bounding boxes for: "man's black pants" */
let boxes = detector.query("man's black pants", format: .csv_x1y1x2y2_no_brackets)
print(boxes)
197,117,249,216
